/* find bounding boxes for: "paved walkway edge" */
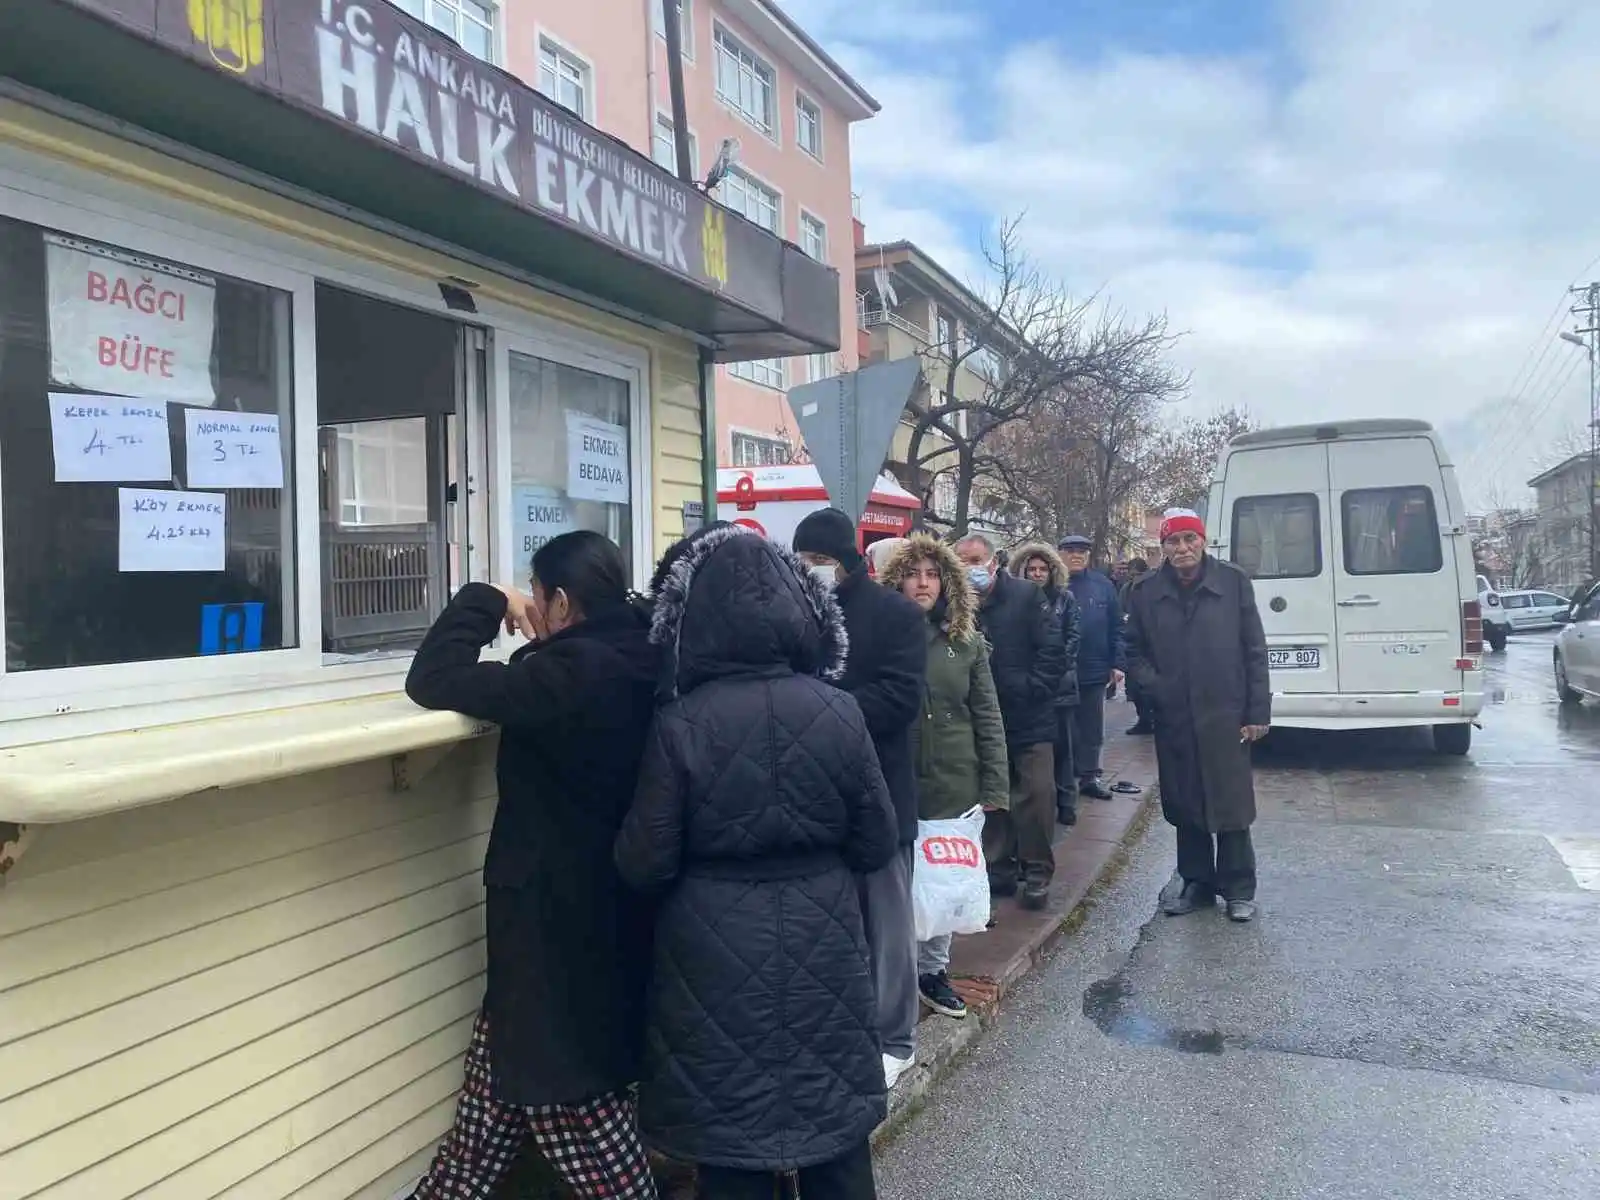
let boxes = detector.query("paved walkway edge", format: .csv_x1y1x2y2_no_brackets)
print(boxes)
873,793,1158,1147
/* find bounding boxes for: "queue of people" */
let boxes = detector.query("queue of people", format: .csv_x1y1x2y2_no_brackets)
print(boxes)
396,506,1266,1199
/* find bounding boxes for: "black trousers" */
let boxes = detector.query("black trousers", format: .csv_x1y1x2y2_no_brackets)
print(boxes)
1071,685,1107,781
1175,825,1257,901
696,1141,877,1199
1052,707,1076,811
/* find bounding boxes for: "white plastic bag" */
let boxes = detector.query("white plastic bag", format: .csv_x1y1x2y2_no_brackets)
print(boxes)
912,805,991,941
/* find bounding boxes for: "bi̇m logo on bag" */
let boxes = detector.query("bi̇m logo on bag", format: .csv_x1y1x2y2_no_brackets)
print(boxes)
921,834,981,869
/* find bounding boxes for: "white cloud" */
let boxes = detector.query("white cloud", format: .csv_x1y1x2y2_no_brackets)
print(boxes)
798,0,1600,504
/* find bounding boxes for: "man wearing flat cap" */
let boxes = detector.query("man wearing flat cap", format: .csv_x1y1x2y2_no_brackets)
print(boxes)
1124,508,1271,922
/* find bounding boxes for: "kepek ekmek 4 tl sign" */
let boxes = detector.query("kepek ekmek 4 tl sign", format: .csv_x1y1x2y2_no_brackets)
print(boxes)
88,0,732,291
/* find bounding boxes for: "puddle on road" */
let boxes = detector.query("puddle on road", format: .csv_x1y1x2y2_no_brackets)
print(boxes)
1082,972,1234,1055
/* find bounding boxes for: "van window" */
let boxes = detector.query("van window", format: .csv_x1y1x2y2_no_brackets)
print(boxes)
1341,486,1443,576
1231,493,1320,580
1536,592,1566,607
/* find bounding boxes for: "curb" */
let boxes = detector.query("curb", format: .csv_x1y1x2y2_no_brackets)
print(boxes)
872,792,1157,1147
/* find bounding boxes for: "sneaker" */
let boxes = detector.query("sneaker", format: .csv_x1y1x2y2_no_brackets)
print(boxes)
1079,778,1114,801
1226,899,1257,923
883,1052,914,1090
919,972,968,1019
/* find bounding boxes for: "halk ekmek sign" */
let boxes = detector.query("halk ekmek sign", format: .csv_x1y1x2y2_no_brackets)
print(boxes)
81,0,732,290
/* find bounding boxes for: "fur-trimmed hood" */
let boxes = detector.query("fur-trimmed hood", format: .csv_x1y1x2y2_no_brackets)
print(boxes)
648,524,848,699
1009,542,1069,593
876,533,978,644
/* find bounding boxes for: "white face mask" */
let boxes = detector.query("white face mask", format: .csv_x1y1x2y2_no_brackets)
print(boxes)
808,563,839,589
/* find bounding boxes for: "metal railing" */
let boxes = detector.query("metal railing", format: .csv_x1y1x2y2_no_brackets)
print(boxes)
861,308,932,343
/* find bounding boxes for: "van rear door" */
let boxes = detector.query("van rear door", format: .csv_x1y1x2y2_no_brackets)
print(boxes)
1327,438,1461,694
1219,443,1334,694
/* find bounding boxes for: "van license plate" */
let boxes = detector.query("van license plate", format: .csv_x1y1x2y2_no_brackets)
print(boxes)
1269,647,1321,670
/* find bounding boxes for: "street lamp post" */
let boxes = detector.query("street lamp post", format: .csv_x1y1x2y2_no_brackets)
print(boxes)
1559,330,1597,582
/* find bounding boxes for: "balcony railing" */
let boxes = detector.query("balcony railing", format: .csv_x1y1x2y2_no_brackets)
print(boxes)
862,308,932,343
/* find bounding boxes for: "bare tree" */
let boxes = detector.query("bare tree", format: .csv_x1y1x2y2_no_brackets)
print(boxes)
1141,407,1256,513
897,217,1182,538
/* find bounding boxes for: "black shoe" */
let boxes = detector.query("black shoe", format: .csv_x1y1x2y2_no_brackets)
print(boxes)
919,972,969,1019
1057,805,1077,826
1019,880,1050,911
1226,899,1257,923
1079,778,1114,801
1126,721,1154,735
1162,881,1217,916
989,877,1017,899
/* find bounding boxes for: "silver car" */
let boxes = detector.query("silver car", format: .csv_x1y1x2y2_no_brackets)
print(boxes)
1554,584,1600,703
1499,588,1572,632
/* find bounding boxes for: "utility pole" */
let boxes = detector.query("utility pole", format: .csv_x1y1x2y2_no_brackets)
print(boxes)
1570,282,1600,582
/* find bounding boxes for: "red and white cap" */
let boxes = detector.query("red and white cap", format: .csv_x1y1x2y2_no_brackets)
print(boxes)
1159,507,1206,542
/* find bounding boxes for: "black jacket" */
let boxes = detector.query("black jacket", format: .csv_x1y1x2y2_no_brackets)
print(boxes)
977,569,1067,748
616,528,898,1171
405,583,659,1105
834,564,927,845
1045,587,1082,707
1125,557,1271,832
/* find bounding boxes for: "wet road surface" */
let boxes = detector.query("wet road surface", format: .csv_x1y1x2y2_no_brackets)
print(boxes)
877,634,1600,1199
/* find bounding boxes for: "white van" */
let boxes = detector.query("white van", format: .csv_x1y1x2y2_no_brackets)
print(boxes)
1206,419,1484,755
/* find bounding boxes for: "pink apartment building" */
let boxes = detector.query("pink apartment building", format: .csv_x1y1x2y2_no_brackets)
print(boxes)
394,0,878,466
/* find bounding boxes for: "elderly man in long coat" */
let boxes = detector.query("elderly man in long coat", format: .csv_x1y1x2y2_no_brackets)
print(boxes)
1125,509,1271,922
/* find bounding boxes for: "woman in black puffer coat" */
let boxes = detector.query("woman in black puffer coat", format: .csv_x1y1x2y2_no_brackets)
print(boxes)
617,525,897,1200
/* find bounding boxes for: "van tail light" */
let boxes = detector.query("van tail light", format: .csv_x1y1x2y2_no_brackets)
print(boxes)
1462,600,1483,656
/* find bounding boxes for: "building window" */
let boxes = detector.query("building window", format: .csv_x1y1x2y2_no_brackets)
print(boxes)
799,212,827,262
652,113,700,179
507,351,635,579
714,27,776,137
1231,494,1320,580
653,0,692,57
718,168,780,234
0,218,298,672
1342,486,1444,576
732,431,793,466
805,353,835,382
936,313,954,350
538,36,592,120
796,93,823,159
394,0,496,62
728,358,786,390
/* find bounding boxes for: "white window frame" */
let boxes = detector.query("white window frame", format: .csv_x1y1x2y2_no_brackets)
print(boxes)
651,109,701,181
795,90,823,162
717,165,782,236
393,0,501,65
535,29,596,123
798,210,827,262
729,428,793,467
804,352,835,382
713,24,778,141
653,0,695,60
0,145,654,744
727,358,787,390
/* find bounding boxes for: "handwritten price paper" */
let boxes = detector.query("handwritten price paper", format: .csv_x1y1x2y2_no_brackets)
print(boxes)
49,393,172,483
118,488,226,572
185,410,284,489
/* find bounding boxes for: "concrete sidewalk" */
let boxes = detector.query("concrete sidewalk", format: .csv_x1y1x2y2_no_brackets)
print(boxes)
876,714,1158,1141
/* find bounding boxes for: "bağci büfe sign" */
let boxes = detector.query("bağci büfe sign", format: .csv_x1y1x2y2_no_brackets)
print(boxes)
76,0,732,291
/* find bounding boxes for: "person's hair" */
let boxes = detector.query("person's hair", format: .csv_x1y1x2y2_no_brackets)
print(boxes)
531,530,629,617
956,532,996,557
1130,557,1149,573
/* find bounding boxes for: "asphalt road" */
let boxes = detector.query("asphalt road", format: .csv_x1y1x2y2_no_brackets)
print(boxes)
876,634,1600,1200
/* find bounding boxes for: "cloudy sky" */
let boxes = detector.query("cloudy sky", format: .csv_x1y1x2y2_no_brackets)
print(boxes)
783,0,1600,508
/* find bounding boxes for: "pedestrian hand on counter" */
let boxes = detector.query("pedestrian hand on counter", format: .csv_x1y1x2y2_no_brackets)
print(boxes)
1010,544,1084,826
879,535,1010,1021
1057,534,1126,801
1120,558,1156,735
793,507,927,1091
404,531,661,1200
1125,509,1271,923
955,533,1066,911
616,525,897,1200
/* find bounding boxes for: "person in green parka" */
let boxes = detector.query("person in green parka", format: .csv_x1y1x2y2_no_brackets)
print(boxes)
878,534,1009,1021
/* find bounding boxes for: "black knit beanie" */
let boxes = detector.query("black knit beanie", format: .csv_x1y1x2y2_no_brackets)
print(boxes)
792,507,863,569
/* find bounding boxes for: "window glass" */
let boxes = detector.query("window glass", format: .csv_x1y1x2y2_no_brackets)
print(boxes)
718,168,780,234
652,115,700,178
1502,594,1530,608
396,0,496,63
0,217,296,671
508,352,633,579
714,28,775,135
1538,593,1566,607
800,213,827,262
731,432,791,467
314,285,462,656
728,358,785,390
538,39,590,119
1231,494,1320,580
796,94,823,158
653,0,690,53
1341,486,1443,575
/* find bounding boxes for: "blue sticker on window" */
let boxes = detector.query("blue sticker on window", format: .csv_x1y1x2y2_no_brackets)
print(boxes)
200,602,264,655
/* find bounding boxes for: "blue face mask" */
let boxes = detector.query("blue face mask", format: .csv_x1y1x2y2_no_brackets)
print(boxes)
967,566,992,590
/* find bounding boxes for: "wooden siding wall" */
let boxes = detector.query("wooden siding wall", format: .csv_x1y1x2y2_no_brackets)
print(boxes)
0,741,497,1199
